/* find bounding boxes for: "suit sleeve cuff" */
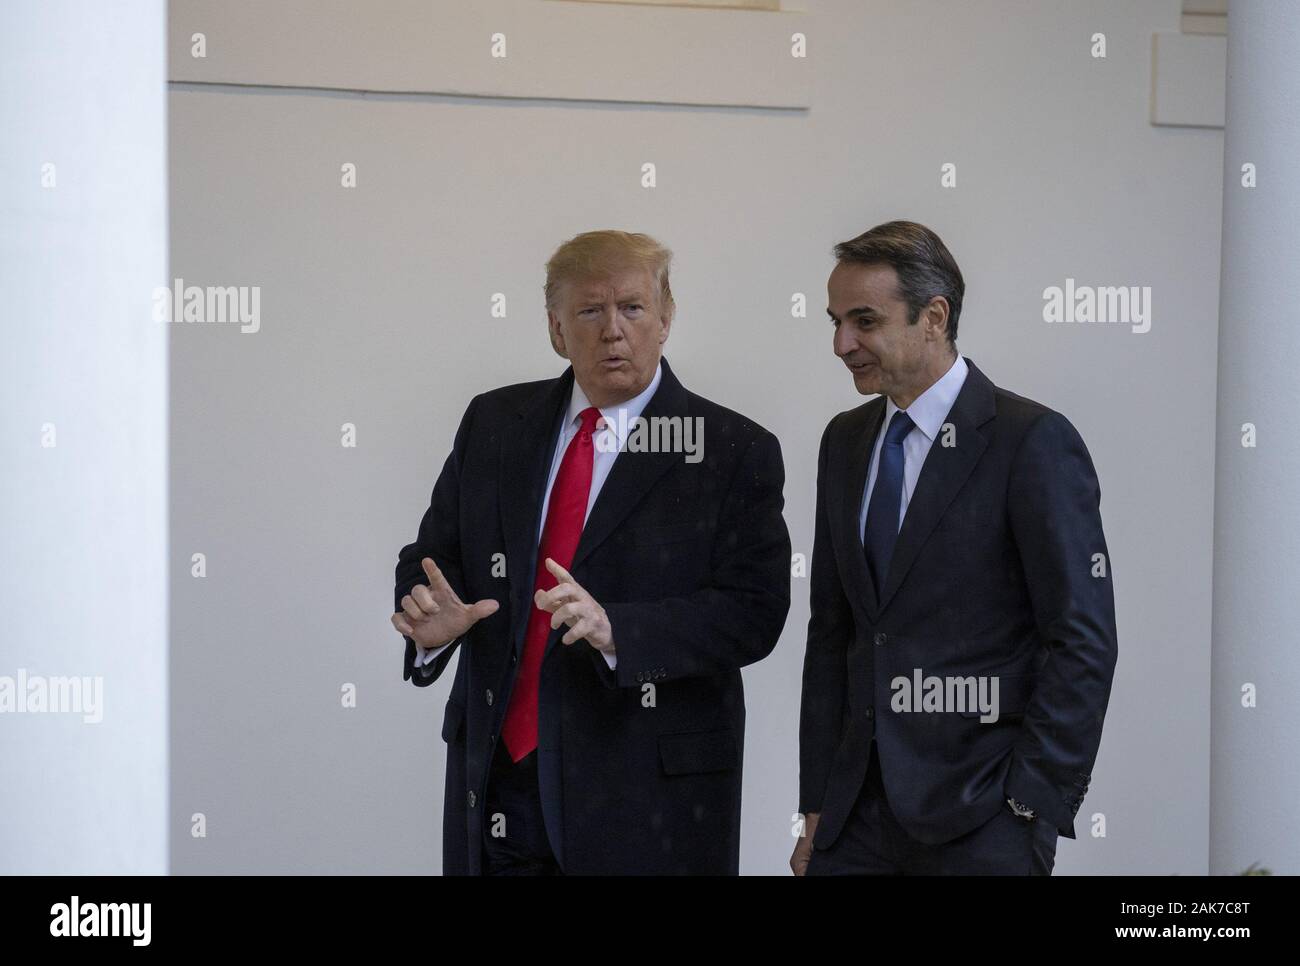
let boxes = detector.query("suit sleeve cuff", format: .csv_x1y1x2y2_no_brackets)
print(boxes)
1004,756,1077,835
416,641,453,666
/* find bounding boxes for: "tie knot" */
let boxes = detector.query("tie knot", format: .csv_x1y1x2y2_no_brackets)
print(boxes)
885,410,914,446
577,406,602,435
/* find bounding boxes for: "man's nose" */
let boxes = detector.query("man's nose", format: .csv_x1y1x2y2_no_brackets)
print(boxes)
832,324,854,358
600,308,624,337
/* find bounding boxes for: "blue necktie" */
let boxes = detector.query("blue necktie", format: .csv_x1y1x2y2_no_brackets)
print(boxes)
863,410,915,598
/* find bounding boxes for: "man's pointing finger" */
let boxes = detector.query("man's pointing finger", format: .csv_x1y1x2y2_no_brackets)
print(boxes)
544,557,577,585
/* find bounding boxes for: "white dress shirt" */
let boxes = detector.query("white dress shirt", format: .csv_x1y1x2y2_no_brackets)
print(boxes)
859,353,969,540
415,361,665,671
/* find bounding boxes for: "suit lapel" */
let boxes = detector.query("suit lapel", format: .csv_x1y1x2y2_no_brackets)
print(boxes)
499,368,572,655
874,357,997,614
567,356,688,574
830,398,885,615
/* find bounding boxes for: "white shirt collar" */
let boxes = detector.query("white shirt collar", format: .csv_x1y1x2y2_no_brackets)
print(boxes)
568,360,664,449
884,353,968,442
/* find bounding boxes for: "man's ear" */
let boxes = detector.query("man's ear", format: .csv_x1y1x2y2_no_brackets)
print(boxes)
547,310,569,359
923,296,949,342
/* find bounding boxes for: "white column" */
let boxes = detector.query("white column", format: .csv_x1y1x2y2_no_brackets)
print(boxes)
1210,0,1300,876
0,0,169,873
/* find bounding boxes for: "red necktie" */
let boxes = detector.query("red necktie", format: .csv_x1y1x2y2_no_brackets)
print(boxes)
501,406,601,762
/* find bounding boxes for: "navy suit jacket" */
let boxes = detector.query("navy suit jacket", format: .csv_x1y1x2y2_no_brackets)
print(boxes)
799,356,1117,848
396,356,791,874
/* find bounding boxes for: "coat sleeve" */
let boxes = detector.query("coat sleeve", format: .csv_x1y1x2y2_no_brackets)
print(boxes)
394,394,481,688
798,417,853,816
599,429,792,686
1004,410,1119,837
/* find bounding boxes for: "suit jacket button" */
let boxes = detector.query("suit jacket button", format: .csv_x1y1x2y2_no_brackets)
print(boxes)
485,689,494,706
865,706,875,720
468,790,477,808
874,632,887,646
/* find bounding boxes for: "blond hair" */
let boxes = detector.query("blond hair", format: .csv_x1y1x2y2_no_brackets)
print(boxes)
544,230,675,322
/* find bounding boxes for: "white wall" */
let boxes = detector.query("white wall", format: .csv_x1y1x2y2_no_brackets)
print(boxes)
0,0,169,874
166,0,1220,874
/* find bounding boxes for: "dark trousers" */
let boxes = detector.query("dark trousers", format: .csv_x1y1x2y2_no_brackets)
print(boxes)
481,739,563,876
807,740,1058,875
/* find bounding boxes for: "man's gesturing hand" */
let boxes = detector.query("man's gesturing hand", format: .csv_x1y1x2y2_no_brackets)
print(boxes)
534,558,615,655
391,557,499,649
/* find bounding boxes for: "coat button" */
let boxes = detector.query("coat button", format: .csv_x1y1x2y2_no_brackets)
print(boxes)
468,790,476,808
874,632,887,646
865,706,875,720
485,689,494,706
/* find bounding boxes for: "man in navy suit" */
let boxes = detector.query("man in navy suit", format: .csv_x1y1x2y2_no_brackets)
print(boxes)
393,230,791,875
792,221,1117,875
